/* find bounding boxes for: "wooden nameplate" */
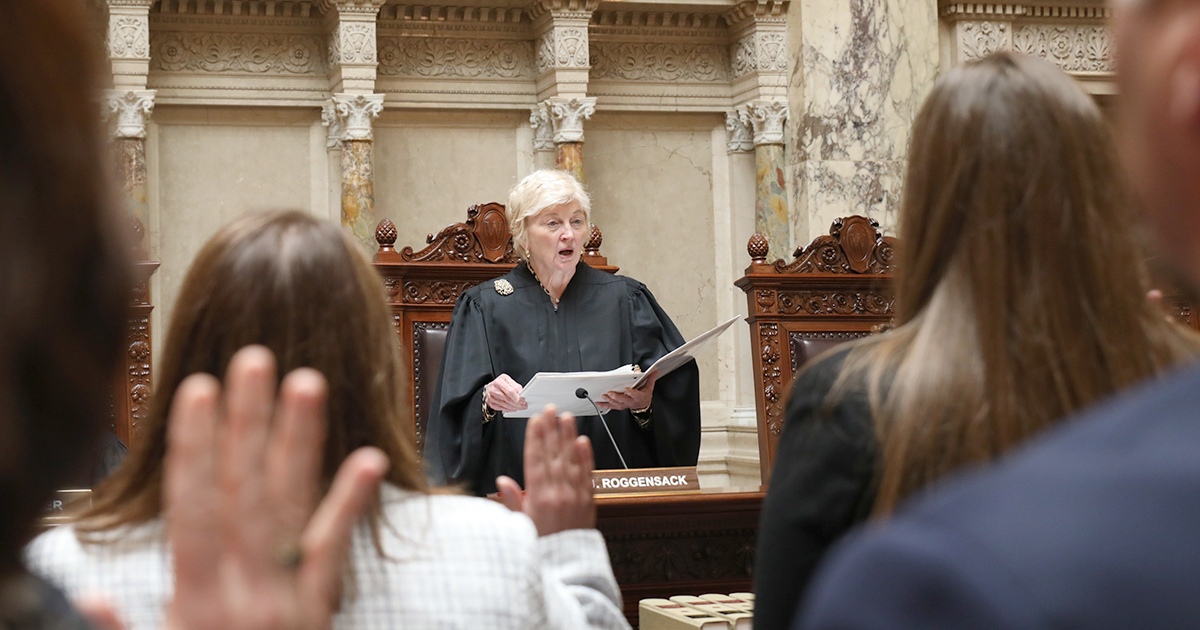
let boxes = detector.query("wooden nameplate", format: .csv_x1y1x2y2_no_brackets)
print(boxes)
592,466,699,496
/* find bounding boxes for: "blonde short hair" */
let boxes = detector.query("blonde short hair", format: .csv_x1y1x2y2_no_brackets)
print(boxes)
507,169,591,260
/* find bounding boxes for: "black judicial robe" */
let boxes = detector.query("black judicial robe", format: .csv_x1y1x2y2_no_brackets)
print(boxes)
424,261,701,496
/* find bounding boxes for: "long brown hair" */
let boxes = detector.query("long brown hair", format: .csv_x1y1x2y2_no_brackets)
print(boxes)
0,0,131,576
833,52,1200,515
79,210,427,536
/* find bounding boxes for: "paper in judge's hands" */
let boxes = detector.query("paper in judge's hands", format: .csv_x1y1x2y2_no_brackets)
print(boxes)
506,315,741,418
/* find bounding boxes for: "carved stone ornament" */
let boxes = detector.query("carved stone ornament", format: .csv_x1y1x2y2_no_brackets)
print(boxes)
326,93,384,141
537,26,590,72
530,103,555,152
330,21,377,67
105,90,157,139
318,0,387,14
321,100,346,149
778,215,897,275
725,111,754,153
731,31,788,78
547,97,596,144
1012,25,1113,73
742,100,788,146
400,203,520,264
108,14,150,60
959,21,1012,62
589,42,730,82
377,37,535,78
152,32,324,75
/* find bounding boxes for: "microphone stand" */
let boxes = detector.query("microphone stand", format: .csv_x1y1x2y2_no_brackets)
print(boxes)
575,387,629,469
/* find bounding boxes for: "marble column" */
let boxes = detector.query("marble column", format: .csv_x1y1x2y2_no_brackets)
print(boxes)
323,93,384,251
743,101,790,263
786,0,939,243
105,90,156,227
545,96,595,183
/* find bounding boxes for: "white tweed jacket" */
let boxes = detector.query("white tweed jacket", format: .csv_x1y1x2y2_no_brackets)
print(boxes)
26,484,629,630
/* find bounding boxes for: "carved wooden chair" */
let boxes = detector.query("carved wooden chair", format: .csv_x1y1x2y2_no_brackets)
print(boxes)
115,217,159,451
371,203,615,453
735,215,897,485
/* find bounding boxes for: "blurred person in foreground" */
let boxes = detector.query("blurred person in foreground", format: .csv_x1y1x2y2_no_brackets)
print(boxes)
0,2,382,629
792,3,1200,628
28,210,628,630
754,50,1200,630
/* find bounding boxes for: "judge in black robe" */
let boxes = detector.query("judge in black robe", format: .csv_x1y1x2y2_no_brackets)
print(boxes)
424,171,701,496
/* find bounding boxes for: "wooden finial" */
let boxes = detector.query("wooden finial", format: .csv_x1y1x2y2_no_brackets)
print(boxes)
748,232,769,264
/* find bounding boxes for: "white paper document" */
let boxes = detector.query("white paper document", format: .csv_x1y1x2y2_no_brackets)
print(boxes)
504,315,741,418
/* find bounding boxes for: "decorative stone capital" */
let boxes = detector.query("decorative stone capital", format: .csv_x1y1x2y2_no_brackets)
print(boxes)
742,100,788,146
321,101,346,149
105,90,156,139
545,97,596,144
725,111,754,153
325,94,384,142
530,103,556,152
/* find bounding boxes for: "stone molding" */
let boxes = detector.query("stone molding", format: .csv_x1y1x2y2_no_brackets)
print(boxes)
589,41,731,82
378,37,535,78
528,0,602,22
154,0,319,15
152,32,326,74
530,103,555,151
543,96,595,143
316,0,386,14
724,0,788,28
725,110,754,153
324,93,384,141
106,0,155,8
940,1,1113,78
742,100,787,146
105,89,157,139
377,4,528,25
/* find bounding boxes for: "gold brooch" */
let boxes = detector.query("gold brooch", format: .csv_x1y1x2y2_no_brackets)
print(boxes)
494,279,514,296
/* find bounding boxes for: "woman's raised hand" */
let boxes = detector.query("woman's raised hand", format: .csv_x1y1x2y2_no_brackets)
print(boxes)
495,405,595,536
164,346,388,630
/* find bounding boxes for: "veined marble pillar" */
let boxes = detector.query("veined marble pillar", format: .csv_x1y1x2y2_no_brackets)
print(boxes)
743,101,790,262
543,96,595,182
786,0,939,243
323,93,384,251
105,90,156,226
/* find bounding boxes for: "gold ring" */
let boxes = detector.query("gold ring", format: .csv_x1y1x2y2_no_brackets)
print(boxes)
273,542,303,570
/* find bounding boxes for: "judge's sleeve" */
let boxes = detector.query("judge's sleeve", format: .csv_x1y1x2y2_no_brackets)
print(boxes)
629,283,701,467
424,294,494,492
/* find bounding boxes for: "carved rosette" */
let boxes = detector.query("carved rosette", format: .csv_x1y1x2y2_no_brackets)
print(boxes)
530,103,555,152
546,97,596,144
152,33,325,75
326,93,384,141
741,100,788,147
959,21,1012,61
1012,25,1114,73
105,90,156,139
588,42,730,82
378,37,534,78
780,215,897,275
725,111,754,153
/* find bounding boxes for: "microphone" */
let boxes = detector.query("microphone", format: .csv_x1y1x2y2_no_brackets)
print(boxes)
575,387,629,469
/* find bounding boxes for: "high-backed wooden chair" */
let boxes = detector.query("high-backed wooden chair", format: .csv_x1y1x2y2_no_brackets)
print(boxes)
735,215,897,485
115,217,159,451
371,203,615,452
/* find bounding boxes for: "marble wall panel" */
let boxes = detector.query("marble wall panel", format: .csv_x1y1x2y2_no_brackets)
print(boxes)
585,112,722,402
373,111,529,243
788,0,938,244
152,107,320,357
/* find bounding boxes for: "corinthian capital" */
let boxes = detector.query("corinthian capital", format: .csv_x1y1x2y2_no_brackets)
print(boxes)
530,103,556,152
725,111,754,153
546,97,596,144
742,100,788,146
325,94,384,141
105,90,156,139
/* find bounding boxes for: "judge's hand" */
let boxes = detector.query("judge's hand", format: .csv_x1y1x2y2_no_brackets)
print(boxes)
484,373,528,413
495,405,595,536
164,345,388,630
598,371,658,412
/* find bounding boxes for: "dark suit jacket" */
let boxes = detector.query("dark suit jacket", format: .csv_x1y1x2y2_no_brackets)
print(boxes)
797,361,1200,629
754,346,879,630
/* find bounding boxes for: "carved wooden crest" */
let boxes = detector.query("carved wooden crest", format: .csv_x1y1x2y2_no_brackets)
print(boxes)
396,202,521,264
770,215,897,275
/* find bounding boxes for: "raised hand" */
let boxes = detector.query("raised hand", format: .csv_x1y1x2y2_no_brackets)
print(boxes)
164,345,388,630
495,405,595,536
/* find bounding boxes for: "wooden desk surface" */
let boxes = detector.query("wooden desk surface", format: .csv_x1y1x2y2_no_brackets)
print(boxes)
596,488,764,628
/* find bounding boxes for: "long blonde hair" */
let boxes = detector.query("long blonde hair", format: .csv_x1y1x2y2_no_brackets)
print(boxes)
78,210,428,537
834,52,1200,515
